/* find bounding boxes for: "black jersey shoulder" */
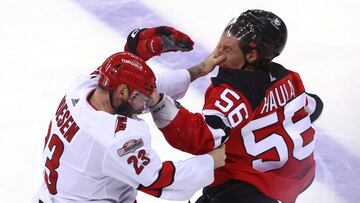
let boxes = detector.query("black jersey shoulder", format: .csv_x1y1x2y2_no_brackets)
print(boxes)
211,62,290,111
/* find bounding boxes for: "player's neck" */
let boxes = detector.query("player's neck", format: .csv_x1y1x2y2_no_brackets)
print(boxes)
89,88,115,114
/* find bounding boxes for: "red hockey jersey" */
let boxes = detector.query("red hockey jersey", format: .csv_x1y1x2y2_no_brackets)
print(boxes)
153,63,323,203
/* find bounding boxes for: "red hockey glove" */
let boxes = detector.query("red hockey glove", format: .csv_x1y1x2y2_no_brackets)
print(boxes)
124,26,194,61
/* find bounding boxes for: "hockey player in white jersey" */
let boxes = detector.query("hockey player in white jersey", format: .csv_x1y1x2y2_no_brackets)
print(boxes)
33,49,227,203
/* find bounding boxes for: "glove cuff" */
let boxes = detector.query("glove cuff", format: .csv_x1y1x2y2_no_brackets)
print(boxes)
126,28,145,55
150,95,180,128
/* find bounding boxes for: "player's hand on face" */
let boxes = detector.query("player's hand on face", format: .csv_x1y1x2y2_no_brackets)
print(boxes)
208,144,226,169
187,44,226,82
201,44,226,75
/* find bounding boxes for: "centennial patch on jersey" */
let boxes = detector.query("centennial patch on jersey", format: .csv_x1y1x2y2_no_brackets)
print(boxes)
117,138,144,157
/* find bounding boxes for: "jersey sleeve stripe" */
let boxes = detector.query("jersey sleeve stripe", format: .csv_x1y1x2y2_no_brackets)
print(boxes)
137,161,176,197
202,109,230,126
202,109,231,147
204,115,231,147
305,93,323,122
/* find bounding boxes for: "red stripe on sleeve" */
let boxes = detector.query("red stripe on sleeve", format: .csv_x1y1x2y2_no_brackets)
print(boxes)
137,161,175,197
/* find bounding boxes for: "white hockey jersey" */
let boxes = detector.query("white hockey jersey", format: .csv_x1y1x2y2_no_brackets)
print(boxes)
33,69,214,203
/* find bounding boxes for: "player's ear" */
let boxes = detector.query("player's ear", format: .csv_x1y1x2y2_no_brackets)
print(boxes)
246,50,258,63
116,84,130,100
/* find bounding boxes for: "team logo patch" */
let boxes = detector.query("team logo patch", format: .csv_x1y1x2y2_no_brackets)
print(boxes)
71,98,79,107
117,138,144,157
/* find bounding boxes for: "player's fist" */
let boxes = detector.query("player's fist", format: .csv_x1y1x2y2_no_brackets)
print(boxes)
124,26,194,61
207,144,226,169
156,26,194,52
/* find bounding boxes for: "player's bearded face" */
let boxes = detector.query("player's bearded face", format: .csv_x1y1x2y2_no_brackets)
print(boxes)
114,90,151,116
128,90,151,114
113,100,134,116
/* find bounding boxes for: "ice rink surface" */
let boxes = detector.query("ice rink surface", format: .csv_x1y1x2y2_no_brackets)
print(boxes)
1,0,360,202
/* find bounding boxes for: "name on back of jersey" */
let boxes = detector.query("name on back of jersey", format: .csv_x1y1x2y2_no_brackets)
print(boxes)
260,79,295,114
55,96,80,143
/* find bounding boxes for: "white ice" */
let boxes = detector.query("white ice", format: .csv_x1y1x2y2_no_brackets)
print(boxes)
0,0,359,202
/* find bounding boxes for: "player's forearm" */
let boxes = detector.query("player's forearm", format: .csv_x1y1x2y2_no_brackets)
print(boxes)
160,108,217,155
187,62,207,82
150,95,217,154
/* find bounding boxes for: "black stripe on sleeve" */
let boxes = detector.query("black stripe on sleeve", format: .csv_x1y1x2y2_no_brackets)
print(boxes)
307,93,323,122
205,115,231,144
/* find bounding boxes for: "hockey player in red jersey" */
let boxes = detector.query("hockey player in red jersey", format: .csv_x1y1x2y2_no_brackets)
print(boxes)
126,10,323,203
33,27,228,203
